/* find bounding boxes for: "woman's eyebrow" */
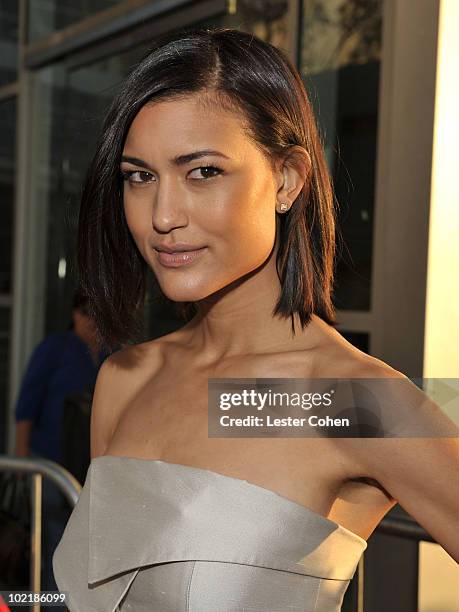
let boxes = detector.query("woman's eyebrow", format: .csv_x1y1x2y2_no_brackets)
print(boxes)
170,149,230,165
120,149,230,168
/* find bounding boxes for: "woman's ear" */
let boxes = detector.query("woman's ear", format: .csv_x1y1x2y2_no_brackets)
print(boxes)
275,146,312,213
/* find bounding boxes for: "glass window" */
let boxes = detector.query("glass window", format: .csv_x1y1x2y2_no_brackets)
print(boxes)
31,45,148,335
0,0,19,86
206,0,295,50
300,0,383,311
27,0,123,43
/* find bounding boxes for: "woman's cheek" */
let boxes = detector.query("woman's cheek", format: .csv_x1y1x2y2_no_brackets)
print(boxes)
234,205,276,253
124,200,149,252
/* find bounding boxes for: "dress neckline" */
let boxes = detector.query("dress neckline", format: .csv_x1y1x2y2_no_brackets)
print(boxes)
92,454,367,546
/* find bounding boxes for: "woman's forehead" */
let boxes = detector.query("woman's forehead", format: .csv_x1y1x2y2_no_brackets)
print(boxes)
123,97,258,162
132,94,240,129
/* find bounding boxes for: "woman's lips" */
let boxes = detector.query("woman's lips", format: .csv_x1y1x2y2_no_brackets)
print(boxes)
155,247,207,267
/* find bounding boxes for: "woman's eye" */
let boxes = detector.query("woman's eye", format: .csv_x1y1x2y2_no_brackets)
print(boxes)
188,165,223,180
120,166,223,184
121,170,154,185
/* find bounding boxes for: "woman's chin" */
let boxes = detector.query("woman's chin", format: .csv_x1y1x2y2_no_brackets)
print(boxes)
157,285,212,304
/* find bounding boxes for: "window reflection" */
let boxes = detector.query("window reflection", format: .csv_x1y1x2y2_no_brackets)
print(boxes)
226,0,290,48
300,0,383,311
34,46,147,335
0,0,19,86
27,0,122,42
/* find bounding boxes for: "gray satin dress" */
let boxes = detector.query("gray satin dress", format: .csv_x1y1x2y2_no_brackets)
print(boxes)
52,455,367,612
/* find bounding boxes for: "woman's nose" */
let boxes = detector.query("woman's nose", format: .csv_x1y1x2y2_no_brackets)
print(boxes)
151,177,188,232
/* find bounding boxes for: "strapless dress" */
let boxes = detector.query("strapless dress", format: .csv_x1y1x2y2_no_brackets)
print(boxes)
52,455,367,611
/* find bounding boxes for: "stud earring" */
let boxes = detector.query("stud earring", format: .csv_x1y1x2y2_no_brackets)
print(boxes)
279,202,289,212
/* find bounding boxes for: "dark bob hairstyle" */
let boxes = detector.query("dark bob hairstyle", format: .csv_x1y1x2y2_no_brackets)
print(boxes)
77,26,340,351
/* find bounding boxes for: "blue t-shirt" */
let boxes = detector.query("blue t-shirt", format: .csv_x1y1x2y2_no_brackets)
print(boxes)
15,330,109,462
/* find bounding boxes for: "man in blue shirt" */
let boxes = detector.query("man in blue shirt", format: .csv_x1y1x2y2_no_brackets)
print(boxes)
14,292,108,462
14,289,110,599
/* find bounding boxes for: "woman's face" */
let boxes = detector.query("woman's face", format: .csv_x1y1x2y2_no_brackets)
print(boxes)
120,94,281,303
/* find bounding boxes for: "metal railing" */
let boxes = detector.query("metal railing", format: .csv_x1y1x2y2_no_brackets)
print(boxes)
378,514,436,542
0,456,81,612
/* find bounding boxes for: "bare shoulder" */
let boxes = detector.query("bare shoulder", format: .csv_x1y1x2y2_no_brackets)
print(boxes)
313,332,409,475
307,316,404,379
340,349,407,381
90,337,166,459
337,350,457,439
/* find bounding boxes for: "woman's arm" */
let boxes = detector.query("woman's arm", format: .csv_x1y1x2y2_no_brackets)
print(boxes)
14,419,33,457
90,357,122,460
346,368,459,562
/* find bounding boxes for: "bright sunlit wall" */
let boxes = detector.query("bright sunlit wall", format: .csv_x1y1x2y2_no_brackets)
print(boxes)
423,0,459,383
420,1,459,610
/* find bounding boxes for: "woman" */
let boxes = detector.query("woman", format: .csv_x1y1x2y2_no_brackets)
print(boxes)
53,27,459,611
